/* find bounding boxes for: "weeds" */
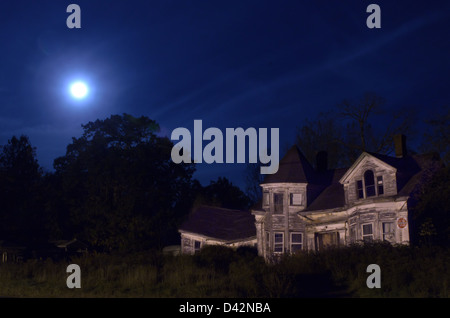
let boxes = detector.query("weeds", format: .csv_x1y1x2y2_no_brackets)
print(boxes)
0,243,448,297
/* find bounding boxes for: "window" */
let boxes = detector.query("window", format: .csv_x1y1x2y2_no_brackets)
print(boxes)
357,171,383,199
265,231,270,251
289,193,302,206
356,180,364,199
290,233,303,253
194,240,201,253
382,222,395,242
364,170,376,197
377,176,384,195
362,224,373,242
263,192,270,206
273,193,284,214
274,233,284,253
349,225,357,244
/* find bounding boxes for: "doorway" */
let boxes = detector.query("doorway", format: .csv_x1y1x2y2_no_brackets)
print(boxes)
315,232,340,251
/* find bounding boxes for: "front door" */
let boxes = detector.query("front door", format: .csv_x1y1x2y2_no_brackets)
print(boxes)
315,232,340,251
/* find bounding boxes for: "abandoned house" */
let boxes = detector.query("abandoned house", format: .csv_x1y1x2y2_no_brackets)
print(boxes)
179,135,441,259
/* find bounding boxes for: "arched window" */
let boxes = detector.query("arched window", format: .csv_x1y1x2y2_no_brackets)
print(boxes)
364,170,376,197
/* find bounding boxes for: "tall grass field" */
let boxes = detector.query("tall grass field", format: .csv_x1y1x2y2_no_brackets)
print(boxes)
0,243,448,297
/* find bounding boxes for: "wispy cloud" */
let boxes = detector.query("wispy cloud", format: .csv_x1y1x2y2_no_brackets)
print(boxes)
175,8,448,122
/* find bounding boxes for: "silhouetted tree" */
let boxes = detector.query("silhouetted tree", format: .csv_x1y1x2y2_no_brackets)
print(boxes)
193,177,251,210
53,114,195,252
0,135,44,243
410,166,450,246
420,108,450,166
338,92,416,158
244,162,264,206
294,93,416,169
296,111,347,169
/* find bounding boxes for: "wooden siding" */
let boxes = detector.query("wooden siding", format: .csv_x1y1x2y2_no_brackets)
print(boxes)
346,156,397,204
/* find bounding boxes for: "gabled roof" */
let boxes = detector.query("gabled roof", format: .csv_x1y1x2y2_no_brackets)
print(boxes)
262,146,316,184
179,205,256,242
339,152,398,184
305,152,442,212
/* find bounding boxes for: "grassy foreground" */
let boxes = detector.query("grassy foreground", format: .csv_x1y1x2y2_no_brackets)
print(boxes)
0,243,449,298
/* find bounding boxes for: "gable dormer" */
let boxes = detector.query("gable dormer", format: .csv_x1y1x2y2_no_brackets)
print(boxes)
339,152,398,205
260,146,315,214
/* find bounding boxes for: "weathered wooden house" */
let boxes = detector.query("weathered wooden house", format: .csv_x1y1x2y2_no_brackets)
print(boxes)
179,205,256,254
252,135,441,259
179,135,441,259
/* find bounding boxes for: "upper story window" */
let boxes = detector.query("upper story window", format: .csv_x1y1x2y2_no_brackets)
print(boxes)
377,176,384,195
364,170,376,197
273,193,284,214
356,180,364,199
356,170,384,199
289,193,302,206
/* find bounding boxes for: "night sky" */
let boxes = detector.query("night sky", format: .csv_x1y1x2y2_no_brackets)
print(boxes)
1,0,449,189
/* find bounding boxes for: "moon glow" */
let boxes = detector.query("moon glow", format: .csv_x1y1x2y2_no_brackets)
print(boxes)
70,81,89,99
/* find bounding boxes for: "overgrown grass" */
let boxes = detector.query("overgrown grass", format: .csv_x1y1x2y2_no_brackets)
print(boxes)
0,243,448,297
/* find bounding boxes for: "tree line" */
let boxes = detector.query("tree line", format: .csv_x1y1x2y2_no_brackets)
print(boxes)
0,93,448,252
0,114,252,253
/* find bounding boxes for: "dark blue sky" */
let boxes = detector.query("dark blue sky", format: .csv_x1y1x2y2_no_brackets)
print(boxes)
1,0,449,189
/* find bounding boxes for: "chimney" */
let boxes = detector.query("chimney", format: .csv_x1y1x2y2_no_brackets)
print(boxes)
393,134,407,158
316,151,328,172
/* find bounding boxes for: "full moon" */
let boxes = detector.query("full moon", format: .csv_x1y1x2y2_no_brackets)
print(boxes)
70,81,89,99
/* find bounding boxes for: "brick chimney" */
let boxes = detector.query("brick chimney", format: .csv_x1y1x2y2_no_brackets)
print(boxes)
316,150,328,172
393,134,407,158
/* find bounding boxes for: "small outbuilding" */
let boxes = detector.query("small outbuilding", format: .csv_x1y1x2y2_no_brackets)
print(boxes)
0,240,26,263
179,205,257,254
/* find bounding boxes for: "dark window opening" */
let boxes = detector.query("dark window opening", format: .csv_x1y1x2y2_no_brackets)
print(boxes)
362,224,373,242
274,233,284,253
194,240,201,253
377,176,384,195
274,193,284,214
364,170,376,197
356,180,364,199
349,225,356,244
291,233,303,253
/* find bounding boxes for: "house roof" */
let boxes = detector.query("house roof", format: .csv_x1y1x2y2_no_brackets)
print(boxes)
179,205,256,241
303,168,347,211
262,146,315,184
52,238,89,250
